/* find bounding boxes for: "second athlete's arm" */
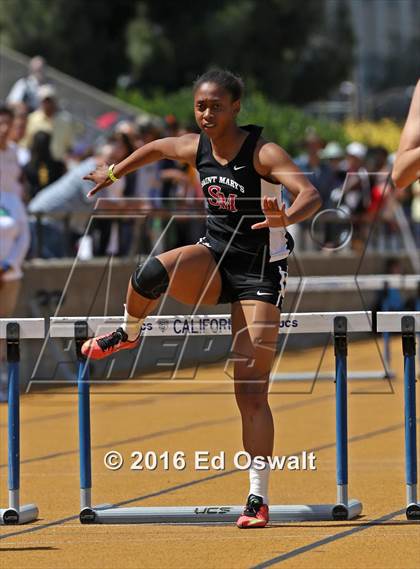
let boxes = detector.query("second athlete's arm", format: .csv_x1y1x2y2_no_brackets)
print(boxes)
392,79,420,189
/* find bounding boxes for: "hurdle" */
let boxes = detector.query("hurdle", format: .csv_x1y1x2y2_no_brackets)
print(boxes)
50,312,368,524
377,312,420,520
0,319,44,525
271,275,419,381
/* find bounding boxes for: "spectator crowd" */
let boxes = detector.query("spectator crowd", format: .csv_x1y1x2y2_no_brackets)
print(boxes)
1,56,419,276
292,132,419,251
1,57,419,397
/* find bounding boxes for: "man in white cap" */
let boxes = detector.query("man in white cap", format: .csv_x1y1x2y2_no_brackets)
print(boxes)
341,141,370,250
320,142,346,192
346,142,367,172
23,84,76,161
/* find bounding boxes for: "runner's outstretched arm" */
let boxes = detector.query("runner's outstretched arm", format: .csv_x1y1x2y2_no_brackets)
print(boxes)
83,134,198,196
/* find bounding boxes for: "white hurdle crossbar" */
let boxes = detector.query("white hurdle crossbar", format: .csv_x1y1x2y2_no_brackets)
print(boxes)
49,312,370,524
49,311,371,337
0,319,44,525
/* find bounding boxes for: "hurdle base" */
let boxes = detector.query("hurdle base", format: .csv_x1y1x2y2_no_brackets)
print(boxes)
80,499,362,524
80,503,114,524
406,503,420,520
270,371,394,381
0,504,39,525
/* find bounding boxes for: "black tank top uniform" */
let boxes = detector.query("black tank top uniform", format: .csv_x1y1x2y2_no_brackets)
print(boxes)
195,124,293,308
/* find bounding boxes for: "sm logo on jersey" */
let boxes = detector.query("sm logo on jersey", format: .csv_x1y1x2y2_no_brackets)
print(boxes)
207,185,238,212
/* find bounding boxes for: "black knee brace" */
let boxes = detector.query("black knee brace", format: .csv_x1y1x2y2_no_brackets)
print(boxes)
131,257,170,299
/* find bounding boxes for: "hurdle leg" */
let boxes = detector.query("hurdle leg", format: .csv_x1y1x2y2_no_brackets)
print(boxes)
74,322,112,523
0,323,38,525
383,331,392,375
333,316,349,518
78,361,92,511
401,316,420,520
331,316,362,520
75,322,94,520
8,358,20,513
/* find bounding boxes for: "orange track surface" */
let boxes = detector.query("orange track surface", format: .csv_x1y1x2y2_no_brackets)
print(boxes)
1,337,419,568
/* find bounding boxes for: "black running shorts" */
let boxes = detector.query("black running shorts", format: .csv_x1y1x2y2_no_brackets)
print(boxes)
197,236,289,309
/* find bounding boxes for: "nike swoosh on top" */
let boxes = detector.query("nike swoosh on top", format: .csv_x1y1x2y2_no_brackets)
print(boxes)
233,165,246,170
257,291,272,296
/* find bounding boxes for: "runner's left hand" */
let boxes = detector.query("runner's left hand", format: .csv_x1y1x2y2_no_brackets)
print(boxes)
251,196,291,230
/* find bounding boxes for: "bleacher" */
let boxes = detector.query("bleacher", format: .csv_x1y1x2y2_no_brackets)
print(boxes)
0,44,148,143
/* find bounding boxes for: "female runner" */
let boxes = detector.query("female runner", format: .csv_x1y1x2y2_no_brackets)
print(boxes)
82,70,321,528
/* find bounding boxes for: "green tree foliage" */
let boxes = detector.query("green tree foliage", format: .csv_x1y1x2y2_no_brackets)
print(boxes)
116,87,195,126
126,0,355,104
0,0,135,91
118,87,349,156
1,0,354,104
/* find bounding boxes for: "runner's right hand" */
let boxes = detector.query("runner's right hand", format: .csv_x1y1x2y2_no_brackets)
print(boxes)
83,164,114,197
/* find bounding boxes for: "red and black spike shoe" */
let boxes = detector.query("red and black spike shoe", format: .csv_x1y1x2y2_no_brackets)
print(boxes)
81,327,140,360
237,494,269,529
